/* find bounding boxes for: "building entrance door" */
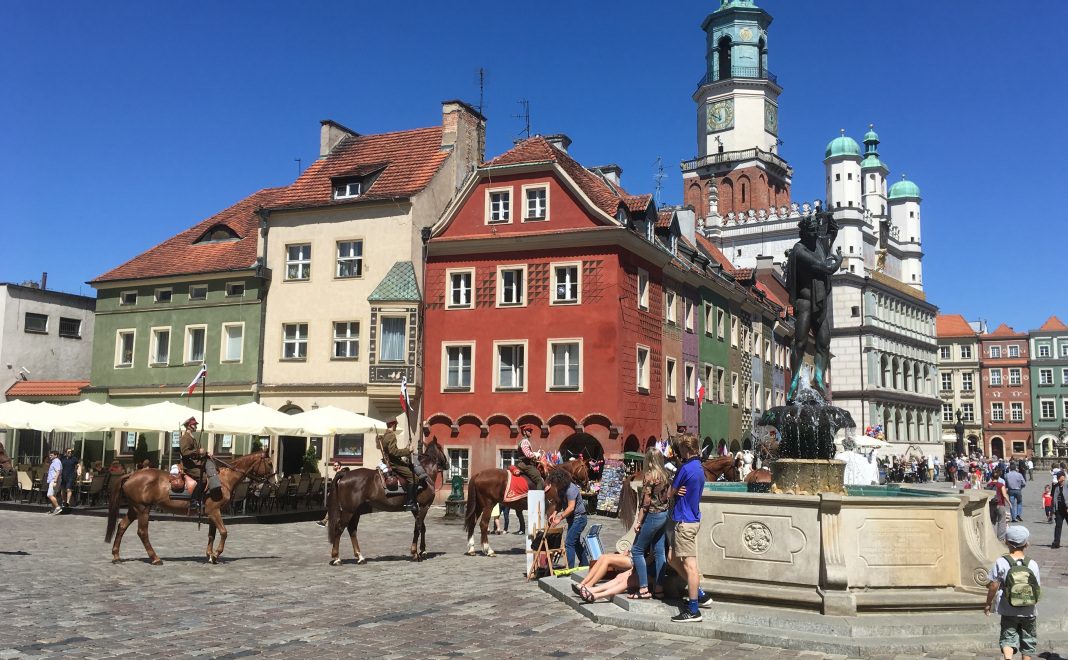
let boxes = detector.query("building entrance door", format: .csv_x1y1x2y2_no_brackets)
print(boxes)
990,437,1004,459
280,436,307,477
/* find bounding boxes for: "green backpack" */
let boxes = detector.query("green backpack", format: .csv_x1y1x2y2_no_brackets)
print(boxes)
1002,555,1041,607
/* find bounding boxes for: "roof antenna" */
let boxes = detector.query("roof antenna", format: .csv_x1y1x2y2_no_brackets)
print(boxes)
294,158,302,176
513,100,531,139
653,156,666,208
477,67,486,117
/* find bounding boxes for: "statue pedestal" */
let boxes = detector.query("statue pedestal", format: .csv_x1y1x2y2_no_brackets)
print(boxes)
771,459,846,495
443,497,466,519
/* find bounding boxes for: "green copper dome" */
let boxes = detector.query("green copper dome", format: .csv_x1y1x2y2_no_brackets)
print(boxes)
863,127,879,143
888,177,921,200
861,154,885,170
825,133,861,159
716,0,758,11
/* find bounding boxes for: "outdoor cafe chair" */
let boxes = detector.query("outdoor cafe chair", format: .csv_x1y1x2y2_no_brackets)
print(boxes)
85,475,106,507
17,471,35,503
0,473,16,500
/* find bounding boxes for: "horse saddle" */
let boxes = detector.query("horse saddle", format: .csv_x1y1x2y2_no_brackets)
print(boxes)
504,467,530,502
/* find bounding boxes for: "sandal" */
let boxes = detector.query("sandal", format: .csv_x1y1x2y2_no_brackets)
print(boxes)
579,586,597,603
627,588,652,600
571,582,582,596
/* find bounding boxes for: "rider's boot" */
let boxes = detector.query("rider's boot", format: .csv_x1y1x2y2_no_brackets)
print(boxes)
404,480,420,512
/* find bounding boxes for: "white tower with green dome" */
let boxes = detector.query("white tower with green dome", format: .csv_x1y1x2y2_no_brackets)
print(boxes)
889,175,924,290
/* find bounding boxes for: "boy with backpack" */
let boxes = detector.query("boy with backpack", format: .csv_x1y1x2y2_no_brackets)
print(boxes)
984,525,1041,660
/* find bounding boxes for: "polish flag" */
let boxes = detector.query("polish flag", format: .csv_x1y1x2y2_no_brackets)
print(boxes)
400,376,412,412
181,364,207,397
696,377,705,408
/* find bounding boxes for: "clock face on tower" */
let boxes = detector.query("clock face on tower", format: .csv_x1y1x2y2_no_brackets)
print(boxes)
764,100,778,135
706,99,734,133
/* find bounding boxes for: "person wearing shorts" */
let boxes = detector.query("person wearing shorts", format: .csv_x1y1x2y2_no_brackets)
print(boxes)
45,450,63,515
59,448,79,507
666,434,709,622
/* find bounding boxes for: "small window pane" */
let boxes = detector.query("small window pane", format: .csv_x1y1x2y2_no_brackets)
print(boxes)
224,325,243,361
189,285,208,300
380,318,405,362
25,313,48,334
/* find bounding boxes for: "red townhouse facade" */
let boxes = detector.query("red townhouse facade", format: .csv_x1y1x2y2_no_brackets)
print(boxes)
979,323,1033,458
422,136,671,478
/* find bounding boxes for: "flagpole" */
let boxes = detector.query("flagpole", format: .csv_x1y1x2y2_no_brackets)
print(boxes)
199,362,207,451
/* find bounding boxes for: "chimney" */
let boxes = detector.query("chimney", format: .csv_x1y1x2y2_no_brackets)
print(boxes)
440,99,486,162
590,164,623,187
40,272,47,290
319,120,359,158
543,133,572,153
755,254,774,273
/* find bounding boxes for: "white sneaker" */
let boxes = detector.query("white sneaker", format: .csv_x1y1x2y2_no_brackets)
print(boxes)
51,507,63,515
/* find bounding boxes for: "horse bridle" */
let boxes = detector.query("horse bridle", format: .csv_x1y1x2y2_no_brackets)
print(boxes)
210,454,275,485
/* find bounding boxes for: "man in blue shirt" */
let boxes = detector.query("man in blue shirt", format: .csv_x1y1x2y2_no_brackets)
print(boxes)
667,434,710,622
1004,464,1026,523
45,450,63,515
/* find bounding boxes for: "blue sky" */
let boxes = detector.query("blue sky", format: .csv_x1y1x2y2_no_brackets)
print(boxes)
2,1,1064,331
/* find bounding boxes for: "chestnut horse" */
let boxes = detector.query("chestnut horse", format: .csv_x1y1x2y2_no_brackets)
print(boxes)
105,451,273,565
463,459,588,557
326,437,450,565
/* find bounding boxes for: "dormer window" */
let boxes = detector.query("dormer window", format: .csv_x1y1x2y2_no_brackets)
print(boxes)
196,224,239,243
333,180,363,200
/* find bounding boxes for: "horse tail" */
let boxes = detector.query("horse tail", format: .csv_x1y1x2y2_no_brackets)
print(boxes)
463,475,481,539
327,473,343,545
104,473,129,543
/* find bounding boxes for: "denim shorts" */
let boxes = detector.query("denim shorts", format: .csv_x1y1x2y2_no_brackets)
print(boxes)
999,615,1037,655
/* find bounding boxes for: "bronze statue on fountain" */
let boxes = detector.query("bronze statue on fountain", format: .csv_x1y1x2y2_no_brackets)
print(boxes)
757,204,856,494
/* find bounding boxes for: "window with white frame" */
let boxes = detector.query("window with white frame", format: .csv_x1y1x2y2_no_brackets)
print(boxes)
497,266,526,306
960,344,972,359
447,270,473,309
333,179,362,199
942,403,953,422
665,290,677,325
962,372,973,391
730,315,738,347
524,185,547,220
743,380,752,410
1009,368,1022,386
282,323,308,359
764,339,771,364
989,345,1002,358
990,368,1002,386
221,323,243,362
495,342,525,391
1038,344,1051,358
444,344,473,390
150,328,169,366
189,285,208,301
703,303,713,335
765,388,772,411
286,244,311,280
637,269,649,310
716,367,726,405
961,403,974,421
1062,343,1068,358
939,346,951,360
665,358,677,399
684,363,695,402
448,448,470,480
185,326,206,363
487,188,511,223
553,264,580,304
940,373,953,391
1040,400,1056,420
548,340,581,390
1062,367,1068,385
1039,368,1054,385
717,309,726,339
731,372,739,406
333,321,359,359
379,317,406,362
704,364,714,402
1010,402,1024,421
684,300,694,332
120,291,137,306
991,402,1004,421
1064,399,1068,418
336,240,363,278
225,282,245,297
155,288,172,303
116,330,135,367
636,345,650,392
499,449,522,468
1008,345,1020,358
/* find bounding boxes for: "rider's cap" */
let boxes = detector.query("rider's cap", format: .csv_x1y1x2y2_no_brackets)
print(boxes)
183,416,198,427
522,425,537,435
386,419,398,428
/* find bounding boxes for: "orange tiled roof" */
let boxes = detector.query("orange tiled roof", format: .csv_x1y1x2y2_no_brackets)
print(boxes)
623,194,652,213
6,380,88,398
270,126,449,209
1038,315,1068,332
936,314,976,338
985,323,1022,338
656,210,674,229
92,188,284,283
694,234,735,275
483,137,626,218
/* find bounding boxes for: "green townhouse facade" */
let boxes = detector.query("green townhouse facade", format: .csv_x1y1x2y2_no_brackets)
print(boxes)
84,188,282,466
1030,315,1068,458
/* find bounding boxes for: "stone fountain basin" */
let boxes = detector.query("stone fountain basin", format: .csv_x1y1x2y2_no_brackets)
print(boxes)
695,483,1000,615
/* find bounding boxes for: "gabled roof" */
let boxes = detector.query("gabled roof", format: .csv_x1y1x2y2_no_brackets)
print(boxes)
1038,316,1068,332
482,137,626,218
623,194,653,213
656,210,675,229
936,314,976,338
270,126,448,210
6,380,88,398
367,261,420,302
91,187,284,284
694,234,735,275
985,323,1022,338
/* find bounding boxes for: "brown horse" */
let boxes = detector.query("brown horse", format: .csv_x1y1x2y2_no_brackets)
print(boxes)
463,459,587,557
701,455,739,482
104,451,273,565
327,437,450,566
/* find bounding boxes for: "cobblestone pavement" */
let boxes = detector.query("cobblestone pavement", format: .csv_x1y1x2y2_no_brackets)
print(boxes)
0,477,1064,659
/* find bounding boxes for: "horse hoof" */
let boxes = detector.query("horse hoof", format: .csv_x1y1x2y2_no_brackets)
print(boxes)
486,550,496,557
151,559,163,566
465,549,477,556
356,557,367,565
111,558,121,564
329,559,342,566
208,555,217,565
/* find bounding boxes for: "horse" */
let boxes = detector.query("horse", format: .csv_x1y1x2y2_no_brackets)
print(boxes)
463,458,587,557
701,455,739,483
105,451,273,565
326,436,450,566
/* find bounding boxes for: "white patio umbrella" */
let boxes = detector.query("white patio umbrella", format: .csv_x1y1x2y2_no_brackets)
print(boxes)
203,402,300,436
277,405,385,436
49,400,126,433
0,399,51,430
113,401,202,432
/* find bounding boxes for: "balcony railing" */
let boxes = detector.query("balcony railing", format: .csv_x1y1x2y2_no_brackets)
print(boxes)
697,67,777,88
681,147,792,174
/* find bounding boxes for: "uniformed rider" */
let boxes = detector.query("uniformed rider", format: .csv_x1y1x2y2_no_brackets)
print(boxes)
516,426,544,490
179,416,219,502
381,419,423,512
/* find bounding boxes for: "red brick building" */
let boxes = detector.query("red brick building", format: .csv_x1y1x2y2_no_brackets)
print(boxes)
979,323,1033,458
422,136,670,477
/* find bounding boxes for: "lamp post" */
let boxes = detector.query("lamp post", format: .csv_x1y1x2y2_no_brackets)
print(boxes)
1057,422,1068,458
